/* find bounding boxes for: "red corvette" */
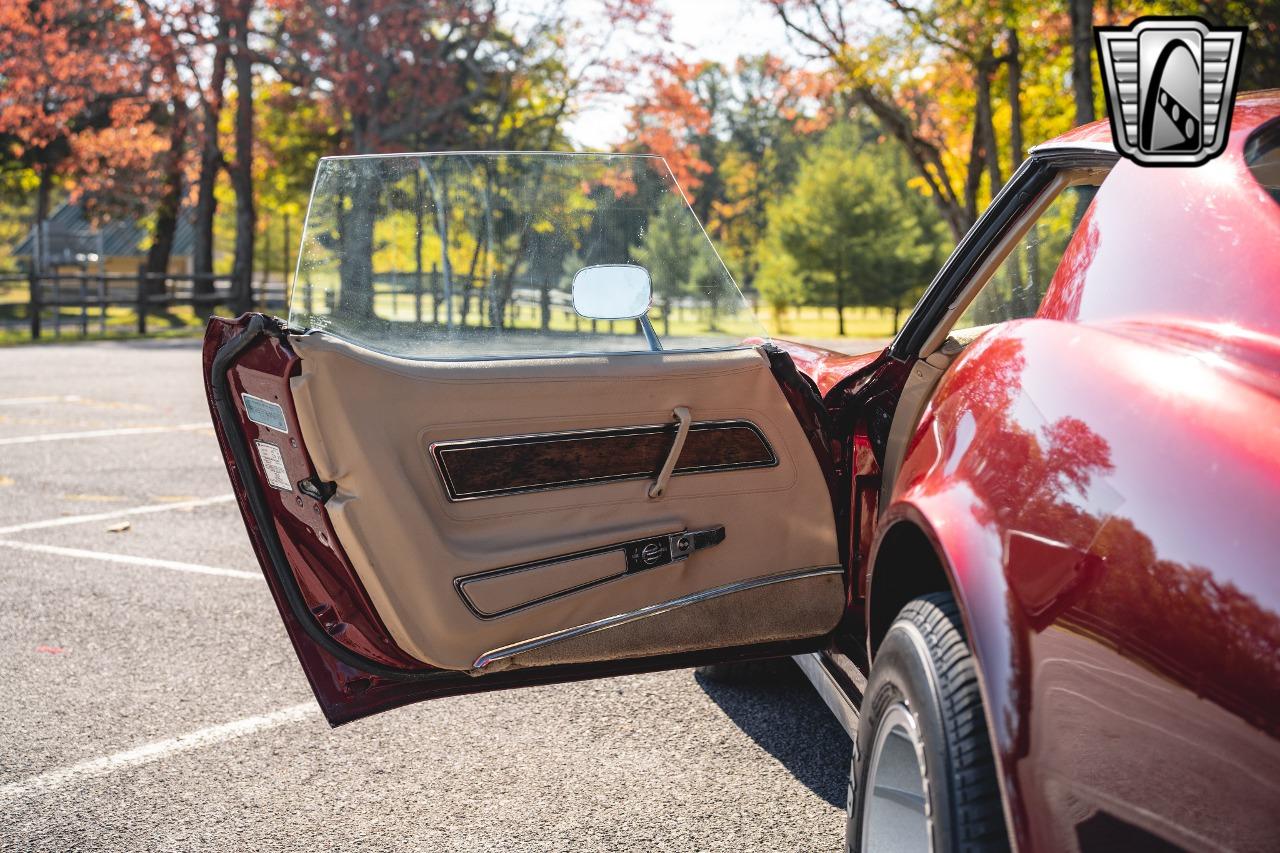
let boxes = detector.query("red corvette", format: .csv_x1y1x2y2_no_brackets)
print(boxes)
203,92,1280,852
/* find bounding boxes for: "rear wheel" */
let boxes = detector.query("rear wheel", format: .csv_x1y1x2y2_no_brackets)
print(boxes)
848,593,1008,852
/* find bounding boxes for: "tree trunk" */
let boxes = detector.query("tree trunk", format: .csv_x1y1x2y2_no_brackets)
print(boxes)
1006,28,1025,165
228,4,255,315
836,283,846,337
33,159,51,274
193,19,229,318
540,266,551,331
192,142,221,313
335,188,376,320
413,169,425,324
1070,0,1096,125
967,50,999,219
852,87,972,240
425,167,455,329
145,98,189,293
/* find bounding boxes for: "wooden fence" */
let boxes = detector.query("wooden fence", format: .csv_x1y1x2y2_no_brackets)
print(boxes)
0,263,736,342
0,267,287,341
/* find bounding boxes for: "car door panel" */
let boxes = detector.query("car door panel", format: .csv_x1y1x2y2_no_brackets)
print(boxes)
204,152,853,725
287,330,843,673
207,315,849,725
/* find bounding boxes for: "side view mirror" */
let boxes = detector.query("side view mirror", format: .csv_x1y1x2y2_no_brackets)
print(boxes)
571,264,652,320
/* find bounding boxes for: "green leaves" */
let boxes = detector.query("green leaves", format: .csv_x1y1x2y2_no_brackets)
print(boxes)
764,124,950,328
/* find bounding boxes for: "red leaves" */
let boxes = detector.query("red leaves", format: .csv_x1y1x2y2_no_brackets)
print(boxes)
627,55,831,193
0,0,134,151
267,0,494,154
0,0,186,221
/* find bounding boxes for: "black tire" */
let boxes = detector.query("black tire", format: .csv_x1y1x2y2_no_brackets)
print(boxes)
848,593,1008,852
694,657,794,685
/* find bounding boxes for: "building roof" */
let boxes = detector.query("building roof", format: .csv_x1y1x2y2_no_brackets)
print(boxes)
13,203,196,262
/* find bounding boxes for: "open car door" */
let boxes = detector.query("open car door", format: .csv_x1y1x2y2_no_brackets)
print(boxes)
203,153,846,725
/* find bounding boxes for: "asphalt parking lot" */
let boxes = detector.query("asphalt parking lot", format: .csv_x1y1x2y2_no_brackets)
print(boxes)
0,338,851,851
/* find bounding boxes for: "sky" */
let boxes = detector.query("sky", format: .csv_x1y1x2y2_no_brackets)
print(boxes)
557,0,809,149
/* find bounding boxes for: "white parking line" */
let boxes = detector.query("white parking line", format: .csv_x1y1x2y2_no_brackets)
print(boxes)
0,394,82,407
0,703,317,803
0,494,235,535
0,422,211,446
0,540,260,580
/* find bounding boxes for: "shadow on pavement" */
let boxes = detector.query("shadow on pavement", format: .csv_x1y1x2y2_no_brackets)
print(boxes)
694,661,851,808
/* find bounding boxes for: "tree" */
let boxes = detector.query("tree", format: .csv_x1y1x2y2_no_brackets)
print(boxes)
629,54,831,291
130,0,193,282
158,0,234,313
631,194,699,336
766,124,944,335
1069,0,1096,125
269,0,498,156
1195,0,1280,90
768,0,1103,238
0,0,154,267
628,59,721,212
756,241,806,332
268,0,536,322
226,0,255,313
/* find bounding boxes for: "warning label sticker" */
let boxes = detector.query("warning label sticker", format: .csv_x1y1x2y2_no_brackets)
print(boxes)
241,393,288,433
253,440,293,491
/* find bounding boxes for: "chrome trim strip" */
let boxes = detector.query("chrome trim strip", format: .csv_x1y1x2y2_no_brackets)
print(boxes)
793,652,861,739
431,418,777,502
454,525,724,620
472,567,843,670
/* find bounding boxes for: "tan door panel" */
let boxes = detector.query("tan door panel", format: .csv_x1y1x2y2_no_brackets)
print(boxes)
458,549,627,617
289,332,842,672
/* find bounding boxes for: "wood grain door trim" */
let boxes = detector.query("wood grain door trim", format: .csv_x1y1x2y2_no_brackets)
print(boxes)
430,419,776,501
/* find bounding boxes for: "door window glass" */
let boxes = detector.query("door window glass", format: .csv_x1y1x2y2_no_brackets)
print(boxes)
1244,118,1280,206
951,181,1101,332
290,153,765,359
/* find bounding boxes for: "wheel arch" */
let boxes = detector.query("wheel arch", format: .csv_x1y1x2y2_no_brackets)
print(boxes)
867,496,1029,851
865,516,953,658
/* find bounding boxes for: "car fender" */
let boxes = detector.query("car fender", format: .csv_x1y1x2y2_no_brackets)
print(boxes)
869,316,1280,851
868,492,1030,850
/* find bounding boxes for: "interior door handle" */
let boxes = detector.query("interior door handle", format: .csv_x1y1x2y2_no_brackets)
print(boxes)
648,406,691,498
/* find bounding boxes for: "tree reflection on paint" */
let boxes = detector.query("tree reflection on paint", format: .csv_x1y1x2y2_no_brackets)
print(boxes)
938,330,1280,739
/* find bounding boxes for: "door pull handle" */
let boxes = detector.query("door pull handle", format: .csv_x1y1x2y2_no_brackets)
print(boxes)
648,406,691,498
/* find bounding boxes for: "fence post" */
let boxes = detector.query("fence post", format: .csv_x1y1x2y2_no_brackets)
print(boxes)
78,274,88,337
430,263,440,324
136,264,148,335
28,266,41,341
413,266,423,324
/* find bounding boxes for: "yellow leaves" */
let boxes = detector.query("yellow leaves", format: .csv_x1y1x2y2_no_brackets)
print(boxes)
906,176,934,197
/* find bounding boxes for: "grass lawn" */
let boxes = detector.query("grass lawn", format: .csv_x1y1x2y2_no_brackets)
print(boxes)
0,284,900,347
756,304,900,340
367,293,900,342
0,302,205,346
